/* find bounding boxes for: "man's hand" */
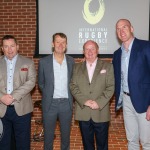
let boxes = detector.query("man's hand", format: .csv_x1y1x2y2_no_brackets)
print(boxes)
84,100,93,107
146,106,150,121
84,100,99,110
90,101,99,110
0,94,14,105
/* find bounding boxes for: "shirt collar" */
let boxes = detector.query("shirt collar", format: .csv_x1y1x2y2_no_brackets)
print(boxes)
86,57,98,66
121,38,135,53
53,53,66,63
4,54,18,63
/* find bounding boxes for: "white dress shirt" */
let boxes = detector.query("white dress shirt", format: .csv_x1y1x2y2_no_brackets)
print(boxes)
53,54,68,98
5,54,18,94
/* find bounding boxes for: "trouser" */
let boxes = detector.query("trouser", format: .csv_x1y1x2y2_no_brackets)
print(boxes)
123,93,150,150
43,98,72,150
79,119,109,150
0,106,31,150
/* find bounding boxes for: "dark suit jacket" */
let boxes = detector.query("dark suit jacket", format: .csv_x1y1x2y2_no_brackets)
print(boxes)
38,54,74,113
113,38,150,113
0,55,36,117
70,59,114,122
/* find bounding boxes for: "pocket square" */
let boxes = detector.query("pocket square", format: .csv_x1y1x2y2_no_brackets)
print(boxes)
100,69,106,74
21,68,28,71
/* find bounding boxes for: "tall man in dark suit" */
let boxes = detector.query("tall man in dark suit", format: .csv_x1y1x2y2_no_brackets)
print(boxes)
38,33,74,150
0,35,36,150
70,40,114,150
113,19,150,150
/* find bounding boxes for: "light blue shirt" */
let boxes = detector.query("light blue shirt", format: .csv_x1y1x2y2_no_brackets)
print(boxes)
5,54,18,94
121,39,133,93
117,38,134,110
53,54,68,98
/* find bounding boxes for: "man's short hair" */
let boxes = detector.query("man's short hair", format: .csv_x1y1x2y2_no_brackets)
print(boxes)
1,35,17,46
52,33,67,43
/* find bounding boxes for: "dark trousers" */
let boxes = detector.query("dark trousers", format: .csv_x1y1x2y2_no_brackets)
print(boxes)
43,98,72,150
11,128,16,150
79,119,109,150
0,106,31,150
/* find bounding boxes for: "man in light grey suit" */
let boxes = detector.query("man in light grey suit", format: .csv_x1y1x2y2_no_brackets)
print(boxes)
70,40,114,150
0,35,36,150
38,33,74,150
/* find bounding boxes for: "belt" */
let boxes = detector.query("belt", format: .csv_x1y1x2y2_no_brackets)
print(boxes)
8,105,14,108
123,91,130,96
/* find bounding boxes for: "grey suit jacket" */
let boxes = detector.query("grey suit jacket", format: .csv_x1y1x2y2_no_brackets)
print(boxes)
0,54,36,117
70,59,114,122
38,54,75,113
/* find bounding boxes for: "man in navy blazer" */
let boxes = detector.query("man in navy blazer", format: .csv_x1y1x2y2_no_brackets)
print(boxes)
38,33,74,150
113,19,150,150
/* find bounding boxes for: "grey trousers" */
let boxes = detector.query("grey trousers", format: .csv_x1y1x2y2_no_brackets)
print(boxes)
43,98,72,150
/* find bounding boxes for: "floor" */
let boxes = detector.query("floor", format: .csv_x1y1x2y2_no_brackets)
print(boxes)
30,121,128,150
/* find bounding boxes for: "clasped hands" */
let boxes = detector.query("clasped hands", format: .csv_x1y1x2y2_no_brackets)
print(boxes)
84,100,99,110
0,94,15,105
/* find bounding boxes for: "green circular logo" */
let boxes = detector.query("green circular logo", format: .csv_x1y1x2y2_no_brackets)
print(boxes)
82,0,105,25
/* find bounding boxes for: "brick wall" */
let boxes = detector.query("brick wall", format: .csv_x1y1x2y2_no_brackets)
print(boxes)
0,1,127,149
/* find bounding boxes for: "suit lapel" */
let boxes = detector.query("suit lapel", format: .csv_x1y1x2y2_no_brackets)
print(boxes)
81,62,90,82
66,55,71,81
48,55,54,84
1,57,7,86
117,49,122,75
14,55,25,83
128,39,138,72
13,55,24,89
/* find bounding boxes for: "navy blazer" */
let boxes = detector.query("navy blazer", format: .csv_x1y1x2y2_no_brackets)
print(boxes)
113,38,150,113
38,54,75,113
